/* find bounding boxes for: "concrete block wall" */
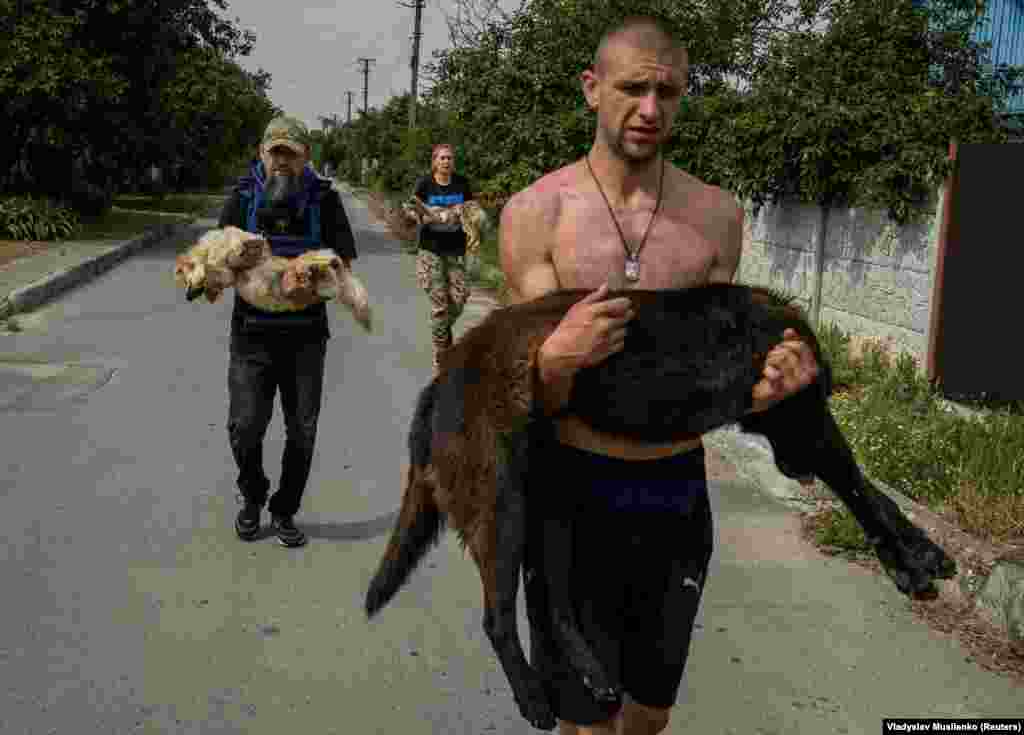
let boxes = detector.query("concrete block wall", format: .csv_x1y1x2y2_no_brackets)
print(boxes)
735,189,946,365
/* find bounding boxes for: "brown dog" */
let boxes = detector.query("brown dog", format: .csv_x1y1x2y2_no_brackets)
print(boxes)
364,283,957,730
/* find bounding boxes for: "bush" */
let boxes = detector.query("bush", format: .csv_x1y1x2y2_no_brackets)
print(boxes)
0,195,80,241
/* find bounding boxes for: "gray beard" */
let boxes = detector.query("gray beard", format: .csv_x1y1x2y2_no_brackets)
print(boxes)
264,174,304,208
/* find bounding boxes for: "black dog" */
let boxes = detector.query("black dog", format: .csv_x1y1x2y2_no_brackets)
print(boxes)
365,283,957,730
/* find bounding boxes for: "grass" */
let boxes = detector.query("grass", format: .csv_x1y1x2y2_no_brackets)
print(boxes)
72,210,192,240
67,192,226,241
111,193,226,216
815,326,1024,548
473,222,508,299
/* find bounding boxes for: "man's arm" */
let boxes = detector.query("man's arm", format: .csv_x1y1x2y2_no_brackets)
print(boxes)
218,189,245,229
500,190,632,418
499,191,571,416
707,196,744,284
325,189,357,265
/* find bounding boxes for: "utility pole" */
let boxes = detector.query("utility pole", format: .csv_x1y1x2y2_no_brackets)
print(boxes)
346,92,354,125
401,0,426,129
356,58,375,116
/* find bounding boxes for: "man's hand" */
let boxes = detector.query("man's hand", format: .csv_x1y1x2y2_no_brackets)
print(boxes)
751,328,819,413
537,282,634,384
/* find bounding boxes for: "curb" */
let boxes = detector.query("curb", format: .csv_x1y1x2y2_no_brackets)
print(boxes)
0,213,212,321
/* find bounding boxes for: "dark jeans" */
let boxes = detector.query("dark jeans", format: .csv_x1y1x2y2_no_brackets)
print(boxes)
227,334,328,518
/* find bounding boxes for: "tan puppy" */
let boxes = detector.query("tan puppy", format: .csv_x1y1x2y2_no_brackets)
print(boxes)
459,200,489,257
234,248,373,333
402,197,489,256
174,226,270,303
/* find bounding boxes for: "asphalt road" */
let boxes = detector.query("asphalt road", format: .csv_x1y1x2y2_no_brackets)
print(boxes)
0,189,1019,735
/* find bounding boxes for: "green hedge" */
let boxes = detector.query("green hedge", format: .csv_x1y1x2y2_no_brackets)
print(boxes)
0,196,80,241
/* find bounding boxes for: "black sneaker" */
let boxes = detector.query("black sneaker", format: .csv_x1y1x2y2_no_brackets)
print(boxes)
271,514,307,548
235,500,262,541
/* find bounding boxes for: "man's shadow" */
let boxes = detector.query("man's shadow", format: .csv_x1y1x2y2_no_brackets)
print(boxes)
251,510,400,542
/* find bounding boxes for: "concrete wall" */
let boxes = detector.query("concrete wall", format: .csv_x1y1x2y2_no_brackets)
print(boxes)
736,188,947,365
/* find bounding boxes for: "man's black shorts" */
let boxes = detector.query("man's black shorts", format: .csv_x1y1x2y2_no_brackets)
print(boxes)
524,437,714,726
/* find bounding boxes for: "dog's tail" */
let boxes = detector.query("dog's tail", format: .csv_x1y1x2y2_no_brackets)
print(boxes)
365,381,443,618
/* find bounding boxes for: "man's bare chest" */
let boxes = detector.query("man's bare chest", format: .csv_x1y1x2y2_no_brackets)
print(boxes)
551,196,721,290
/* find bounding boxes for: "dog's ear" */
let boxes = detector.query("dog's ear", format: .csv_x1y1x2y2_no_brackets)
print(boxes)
174,256,191,284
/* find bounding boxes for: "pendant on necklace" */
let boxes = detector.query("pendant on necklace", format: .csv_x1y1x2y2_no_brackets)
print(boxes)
625,254,641,282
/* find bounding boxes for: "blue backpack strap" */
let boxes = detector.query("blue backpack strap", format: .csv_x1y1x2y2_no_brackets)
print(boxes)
237,184,258,233
307,181,323,244
305,177,334,244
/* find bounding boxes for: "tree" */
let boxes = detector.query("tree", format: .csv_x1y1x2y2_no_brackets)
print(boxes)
677,0,1018,223
423,0,824,196
160,46,279,190
420,0,1017,221
1,0,270,211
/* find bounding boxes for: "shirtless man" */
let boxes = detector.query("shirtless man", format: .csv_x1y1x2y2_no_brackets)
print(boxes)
499,15,819,735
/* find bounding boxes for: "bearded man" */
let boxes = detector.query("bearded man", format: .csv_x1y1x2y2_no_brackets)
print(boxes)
217,116,359,548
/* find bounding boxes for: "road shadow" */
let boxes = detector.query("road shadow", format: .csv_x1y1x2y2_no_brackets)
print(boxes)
298,510,400,542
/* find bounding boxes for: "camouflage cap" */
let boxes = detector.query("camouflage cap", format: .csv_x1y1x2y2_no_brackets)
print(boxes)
262,116,311,155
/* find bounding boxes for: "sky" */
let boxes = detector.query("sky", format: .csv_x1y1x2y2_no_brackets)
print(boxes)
222,0,517,133
220,0,829,132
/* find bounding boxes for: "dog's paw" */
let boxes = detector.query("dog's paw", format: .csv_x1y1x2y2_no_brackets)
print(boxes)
873,534,957,598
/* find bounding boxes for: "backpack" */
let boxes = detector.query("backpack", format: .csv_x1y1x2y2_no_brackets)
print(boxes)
237,178,329,257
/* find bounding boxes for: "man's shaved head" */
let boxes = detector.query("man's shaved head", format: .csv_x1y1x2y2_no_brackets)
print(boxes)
592,15,687,76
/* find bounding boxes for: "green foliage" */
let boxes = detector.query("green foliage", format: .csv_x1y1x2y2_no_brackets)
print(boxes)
160,44,278,190
0,196,79,241
1,0,275,211
696,0,1013,224
317,0,1018,227
808,317,1024,547
112,193,224,215
813,507,873,553
822,328,1024,513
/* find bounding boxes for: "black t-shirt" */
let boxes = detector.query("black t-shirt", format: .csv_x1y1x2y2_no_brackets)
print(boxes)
414,173,473,256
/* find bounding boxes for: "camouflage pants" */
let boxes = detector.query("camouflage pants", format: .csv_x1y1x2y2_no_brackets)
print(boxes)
416,249,469,371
